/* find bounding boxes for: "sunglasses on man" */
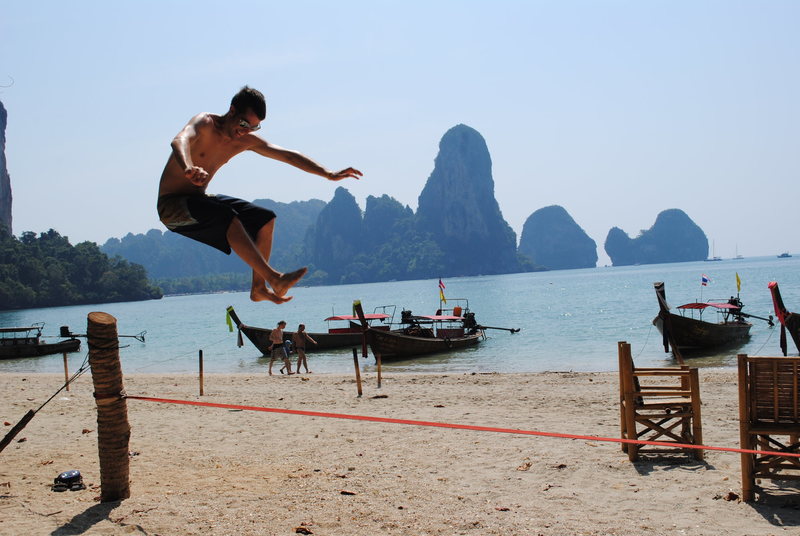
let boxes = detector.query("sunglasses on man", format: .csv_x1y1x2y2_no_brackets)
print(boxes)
238,119,261,131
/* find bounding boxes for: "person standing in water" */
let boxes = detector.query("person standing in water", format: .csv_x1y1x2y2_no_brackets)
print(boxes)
157,86,362,304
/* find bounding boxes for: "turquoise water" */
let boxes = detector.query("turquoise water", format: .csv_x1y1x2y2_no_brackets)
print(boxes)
1,256,798,375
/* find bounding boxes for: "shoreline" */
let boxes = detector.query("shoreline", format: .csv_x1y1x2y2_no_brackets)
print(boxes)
2,370,799,535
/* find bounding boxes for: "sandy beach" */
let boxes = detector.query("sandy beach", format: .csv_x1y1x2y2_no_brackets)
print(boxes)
1,369,799,535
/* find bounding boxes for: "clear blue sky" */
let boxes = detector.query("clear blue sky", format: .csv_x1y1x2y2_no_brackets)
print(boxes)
2,1,798,266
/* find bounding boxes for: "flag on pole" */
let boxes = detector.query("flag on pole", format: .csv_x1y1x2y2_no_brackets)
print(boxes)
438,278,446,303
701,274,711,286
736,272,741,293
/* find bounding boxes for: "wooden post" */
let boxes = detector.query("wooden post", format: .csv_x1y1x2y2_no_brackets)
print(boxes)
376,353,382,388
63,352,70,392
738,353,755,501
689,367,703,461
199,350,204,396
352,348,362,397
87,312,130,502
618,341,628,453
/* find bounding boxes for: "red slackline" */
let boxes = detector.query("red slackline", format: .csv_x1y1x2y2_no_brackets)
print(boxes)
125,395,800,459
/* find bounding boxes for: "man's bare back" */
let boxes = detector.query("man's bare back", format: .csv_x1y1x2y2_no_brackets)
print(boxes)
156,86,362,304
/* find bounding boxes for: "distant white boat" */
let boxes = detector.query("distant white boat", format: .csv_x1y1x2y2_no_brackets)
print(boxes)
706,240,722,261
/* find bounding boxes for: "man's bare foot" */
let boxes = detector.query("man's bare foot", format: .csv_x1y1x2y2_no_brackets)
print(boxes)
251,286,292,304
272,267,308,297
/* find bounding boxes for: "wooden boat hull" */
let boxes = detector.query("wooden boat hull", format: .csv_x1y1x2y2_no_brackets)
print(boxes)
238,324,365,354
768,281,800,355
0,338,81,359
226,306,372,355
784,314,800,355
365,327,483,361
652,314,751,353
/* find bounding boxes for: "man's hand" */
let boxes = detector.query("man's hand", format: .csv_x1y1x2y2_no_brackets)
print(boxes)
185,166,210,186
327,167,363,181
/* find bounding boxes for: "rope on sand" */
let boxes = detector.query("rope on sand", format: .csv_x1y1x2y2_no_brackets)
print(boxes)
0,353,90,455
125,395,800,459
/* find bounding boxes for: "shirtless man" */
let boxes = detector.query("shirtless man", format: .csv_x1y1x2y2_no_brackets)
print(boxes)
157,86,362,303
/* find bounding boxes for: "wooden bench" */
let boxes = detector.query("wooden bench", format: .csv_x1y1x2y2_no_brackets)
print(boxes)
618,341,703,461
738,354,800,501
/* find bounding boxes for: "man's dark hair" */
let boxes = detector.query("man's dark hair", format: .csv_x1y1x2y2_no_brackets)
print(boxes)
231,86,266,120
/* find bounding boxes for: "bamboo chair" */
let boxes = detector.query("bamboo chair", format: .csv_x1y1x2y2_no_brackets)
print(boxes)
738,354,800,501
618,341,703,462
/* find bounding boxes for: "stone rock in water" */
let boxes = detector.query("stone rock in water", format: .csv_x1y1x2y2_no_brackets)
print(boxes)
604,209,708,266
518,205,597,269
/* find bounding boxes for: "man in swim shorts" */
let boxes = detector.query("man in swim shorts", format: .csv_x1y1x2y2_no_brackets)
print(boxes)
157,86,362,304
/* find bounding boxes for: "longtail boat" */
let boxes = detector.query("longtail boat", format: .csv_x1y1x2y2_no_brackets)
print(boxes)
0,324,81,359
652,281,754,357
354,289,521,361
226,305,394,355
362,307,485,361
768,281,800,356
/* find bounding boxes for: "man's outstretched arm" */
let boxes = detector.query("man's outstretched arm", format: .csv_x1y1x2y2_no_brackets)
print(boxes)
248,138,362,181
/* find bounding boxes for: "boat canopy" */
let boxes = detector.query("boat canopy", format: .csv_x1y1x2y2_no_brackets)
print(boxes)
0,326,41,334
324,313,390,322
414,314,463,321
677,302,740,311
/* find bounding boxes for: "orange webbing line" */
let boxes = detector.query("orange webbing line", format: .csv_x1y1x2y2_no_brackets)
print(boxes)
125,396,800,458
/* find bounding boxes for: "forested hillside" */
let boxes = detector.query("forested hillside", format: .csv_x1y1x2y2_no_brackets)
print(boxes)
0,228,162,310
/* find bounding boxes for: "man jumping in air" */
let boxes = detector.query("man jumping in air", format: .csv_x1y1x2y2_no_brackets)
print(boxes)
157,86,362,303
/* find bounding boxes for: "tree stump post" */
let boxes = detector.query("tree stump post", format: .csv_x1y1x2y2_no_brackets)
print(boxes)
87,312,131,502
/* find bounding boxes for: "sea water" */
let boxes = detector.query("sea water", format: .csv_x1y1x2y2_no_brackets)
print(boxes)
1,256,798,375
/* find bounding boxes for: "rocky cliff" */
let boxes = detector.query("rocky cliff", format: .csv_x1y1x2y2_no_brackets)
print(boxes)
604,209,708,266
0,101,11,234
416,124,519,276
362,194,415,250
304,187,363,282
518,205,597,269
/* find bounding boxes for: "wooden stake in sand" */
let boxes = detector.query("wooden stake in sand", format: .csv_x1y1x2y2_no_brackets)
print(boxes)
376,353,382,389
87,311,131,502
63,352,70,392
352,347,363,397
199,350,205,396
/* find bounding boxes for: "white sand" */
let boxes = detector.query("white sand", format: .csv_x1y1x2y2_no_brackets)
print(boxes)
1,370,799,535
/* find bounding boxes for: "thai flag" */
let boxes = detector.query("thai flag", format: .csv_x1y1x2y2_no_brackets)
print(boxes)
439,278,446,290
701,274,711,286
439,278,446,303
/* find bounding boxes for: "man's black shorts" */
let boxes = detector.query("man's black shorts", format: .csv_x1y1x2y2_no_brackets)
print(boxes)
157,193,276,254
